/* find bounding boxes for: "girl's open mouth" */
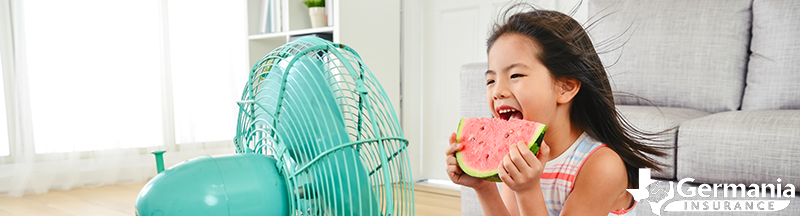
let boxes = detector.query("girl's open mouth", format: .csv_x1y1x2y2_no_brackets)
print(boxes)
497,107,523,120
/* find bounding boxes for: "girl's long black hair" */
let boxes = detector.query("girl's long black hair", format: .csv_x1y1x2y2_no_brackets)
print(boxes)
487,4,670,189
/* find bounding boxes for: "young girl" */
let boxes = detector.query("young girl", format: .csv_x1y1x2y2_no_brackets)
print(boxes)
444,7,667,216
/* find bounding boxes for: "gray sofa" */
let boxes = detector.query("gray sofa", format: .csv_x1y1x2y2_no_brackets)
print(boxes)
459,0,800,215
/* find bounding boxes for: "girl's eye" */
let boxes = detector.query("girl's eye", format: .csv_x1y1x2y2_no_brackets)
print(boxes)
486,80,495,85
510,74,524,79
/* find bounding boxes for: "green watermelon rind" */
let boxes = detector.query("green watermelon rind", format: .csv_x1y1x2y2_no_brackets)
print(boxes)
455,118,546,182
456,118,465,143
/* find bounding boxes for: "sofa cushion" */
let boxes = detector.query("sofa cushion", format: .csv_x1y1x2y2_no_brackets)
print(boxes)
460,62,491,118
741,0,800,110
461,183,502,216
676,110,800,188
616,105,710,180
588,0,752,113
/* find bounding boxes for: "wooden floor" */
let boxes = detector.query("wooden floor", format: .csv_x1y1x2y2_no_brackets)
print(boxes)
0,183,144,216
0,183,460,216
413,184,461,216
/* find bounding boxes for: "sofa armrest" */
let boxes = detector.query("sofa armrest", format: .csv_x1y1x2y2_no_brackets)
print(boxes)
461,183,503,216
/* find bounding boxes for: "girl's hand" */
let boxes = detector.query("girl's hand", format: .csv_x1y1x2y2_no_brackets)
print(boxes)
445,132,493,190
498,141,551,193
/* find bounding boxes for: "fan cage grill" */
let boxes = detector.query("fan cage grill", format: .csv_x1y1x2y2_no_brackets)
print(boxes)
234,37,414,216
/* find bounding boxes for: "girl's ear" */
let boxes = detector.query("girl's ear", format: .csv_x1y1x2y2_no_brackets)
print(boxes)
556,78,581,104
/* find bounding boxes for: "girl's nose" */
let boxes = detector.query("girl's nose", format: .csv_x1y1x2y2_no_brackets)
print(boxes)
491,79,511,100
493,90,509,100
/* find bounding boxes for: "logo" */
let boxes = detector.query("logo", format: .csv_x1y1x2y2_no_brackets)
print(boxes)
626,169,795,215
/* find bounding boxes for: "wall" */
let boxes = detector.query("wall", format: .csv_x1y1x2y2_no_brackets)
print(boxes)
339,0,401,118
401,0,589,181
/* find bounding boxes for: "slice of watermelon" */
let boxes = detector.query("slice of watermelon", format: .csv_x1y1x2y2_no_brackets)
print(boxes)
455,118,546,182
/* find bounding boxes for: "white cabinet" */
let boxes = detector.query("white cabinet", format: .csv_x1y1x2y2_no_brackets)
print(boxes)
246,0,336,66
245,0,401,133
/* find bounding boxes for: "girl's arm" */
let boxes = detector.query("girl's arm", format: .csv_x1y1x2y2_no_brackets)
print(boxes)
559,147,631,216
499,142,551,216
500,184,520,216
474,182,512,216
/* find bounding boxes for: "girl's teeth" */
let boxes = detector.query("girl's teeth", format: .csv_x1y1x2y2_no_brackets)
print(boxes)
498,109,517,114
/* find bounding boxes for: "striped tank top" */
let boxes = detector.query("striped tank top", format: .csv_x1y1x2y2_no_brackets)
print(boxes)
540,132,636,216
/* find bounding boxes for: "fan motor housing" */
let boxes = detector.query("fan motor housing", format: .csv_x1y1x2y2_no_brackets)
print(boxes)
135,154,288,216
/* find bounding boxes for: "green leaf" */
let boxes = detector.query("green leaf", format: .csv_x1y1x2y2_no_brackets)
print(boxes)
302,0,325,8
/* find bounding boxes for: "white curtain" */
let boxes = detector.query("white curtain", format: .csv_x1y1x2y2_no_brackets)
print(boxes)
0,40,8,157
0,0,246,196
0,0,12,158
169,0,246,144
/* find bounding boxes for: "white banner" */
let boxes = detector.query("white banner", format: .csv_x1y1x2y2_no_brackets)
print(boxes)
664,200,790,212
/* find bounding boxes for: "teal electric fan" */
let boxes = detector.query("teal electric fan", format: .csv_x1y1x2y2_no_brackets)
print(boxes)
135,36,414,216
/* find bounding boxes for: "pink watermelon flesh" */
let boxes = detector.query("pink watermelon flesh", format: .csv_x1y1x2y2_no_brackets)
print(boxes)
455,118,546,182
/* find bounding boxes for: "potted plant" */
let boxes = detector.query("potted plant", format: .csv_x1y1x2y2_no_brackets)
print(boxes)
302,0,326,28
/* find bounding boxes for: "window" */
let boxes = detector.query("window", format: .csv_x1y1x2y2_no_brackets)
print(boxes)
168,0,247,144
1,1,246,196
22,1,164,153
15,0,245,154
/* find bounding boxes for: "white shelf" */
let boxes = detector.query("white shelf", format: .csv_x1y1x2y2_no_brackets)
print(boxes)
248,26,335,41
245,0,338,66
